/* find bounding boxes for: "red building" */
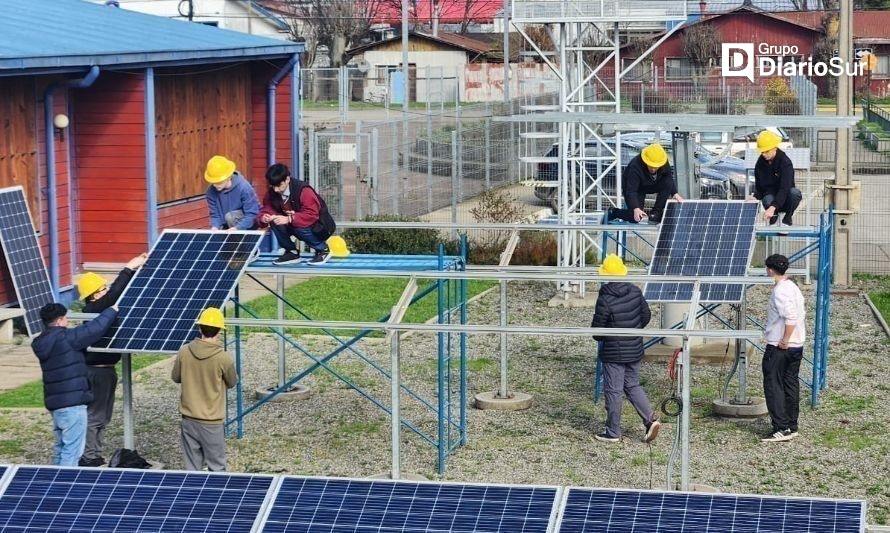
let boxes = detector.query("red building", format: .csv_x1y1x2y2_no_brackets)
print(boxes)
0,0,303,307
622,6,890,98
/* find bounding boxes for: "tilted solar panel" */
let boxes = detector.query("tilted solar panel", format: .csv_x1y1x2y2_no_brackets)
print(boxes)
0,187,54,337
558,488,866,533
259,476,560,533
644,201,758,303
90,230,263,354
0,466,275,533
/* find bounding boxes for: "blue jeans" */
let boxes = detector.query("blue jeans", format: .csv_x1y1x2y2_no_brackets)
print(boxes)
52,405,87,466
270,224,329,253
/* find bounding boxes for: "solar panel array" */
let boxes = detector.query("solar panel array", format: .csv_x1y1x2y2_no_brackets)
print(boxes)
0,187,54,337
260,477,558,532
0,466,868,533
644,201,758,303
0,467,274,532
558,487,866,533
90,230,262,354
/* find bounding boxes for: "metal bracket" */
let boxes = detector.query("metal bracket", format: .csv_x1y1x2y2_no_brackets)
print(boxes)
386,277,417,343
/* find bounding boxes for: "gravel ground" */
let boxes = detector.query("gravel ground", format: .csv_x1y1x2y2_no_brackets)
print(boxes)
1,280,888,525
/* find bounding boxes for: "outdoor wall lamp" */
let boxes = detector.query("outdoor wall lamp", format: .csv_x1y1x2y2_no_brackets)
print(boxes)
53,113,69,141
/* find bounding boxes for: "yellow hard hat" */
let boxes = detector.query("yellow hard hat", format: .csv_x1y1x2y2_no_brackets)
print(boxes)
756,130,782,153
204,155,236,184
599,253,628,276
326,235,350,258
640,143,668,168
196,307,226,330
77,272,107,299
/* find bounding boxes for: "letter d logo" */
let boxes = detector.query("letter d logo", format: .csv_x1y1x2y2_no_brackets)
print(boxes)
721,43,755,82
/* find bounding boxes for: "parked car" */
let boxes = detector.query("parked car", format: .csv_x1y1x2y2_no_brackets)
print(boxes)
533,134,740,210
696,126,793,159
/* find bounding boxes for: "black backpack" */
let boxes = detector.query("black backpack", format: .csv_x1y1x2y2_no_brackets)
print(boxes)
292,180,336,240
108,448,151,469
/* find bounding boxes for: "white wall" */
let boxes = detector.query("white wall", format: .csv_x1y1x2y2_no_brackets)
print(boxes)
362,49,467,103
92,0,291,40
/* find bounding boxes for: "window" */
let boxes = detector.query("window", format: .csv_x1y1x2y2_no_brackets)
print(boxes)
376,65,398,85
875,55,890,76
621,58,651,82
664,57,695,80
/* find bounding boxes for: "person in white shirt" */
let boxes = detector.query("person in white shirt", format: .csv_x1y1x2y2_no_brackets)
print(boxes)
761,254,806,443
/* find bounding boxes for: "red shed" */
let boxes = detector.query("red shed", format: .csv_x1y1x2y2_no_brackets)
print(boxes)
0,0,303,307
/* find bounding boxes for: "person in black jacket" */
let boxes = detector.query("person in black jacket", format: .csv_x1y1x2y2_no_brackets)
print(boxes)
591,254,661,443
750,130,802,226
608,143,683,224
32,302,118,466
76,253,147,467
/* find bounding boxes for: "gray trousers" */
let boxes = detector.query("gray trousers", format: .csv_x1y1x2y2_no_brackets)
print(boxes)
180,417,227,472
602,359,655,438
83,366,117,460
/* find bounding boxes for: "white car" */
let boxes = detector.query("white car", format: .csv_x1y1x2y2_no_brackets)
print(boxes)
696,127,793,158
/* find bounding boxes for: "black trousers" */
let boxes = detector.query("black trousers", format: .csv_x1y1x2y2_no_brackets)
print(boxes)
611,178,675,222
762,344,803,432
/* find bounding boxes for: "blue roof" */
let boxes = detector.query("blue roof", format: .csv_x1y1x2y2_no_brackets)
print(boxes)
0,0,303,74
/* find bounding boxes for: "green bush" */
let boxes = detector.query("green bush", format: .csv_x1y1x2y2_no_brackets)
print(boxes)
706,96,746,115
341,214,444,255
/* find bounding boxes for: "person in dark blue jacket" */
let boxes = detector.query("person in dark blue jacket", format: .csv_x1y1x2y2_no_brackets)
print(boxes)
204,155,261,231
31,303,118,466
591,254,661,443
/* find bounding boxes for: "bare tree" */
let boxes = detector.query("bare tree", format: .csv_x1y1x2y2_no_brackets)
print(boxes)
277,0,385,68
682,24,719,90
378,0,488,35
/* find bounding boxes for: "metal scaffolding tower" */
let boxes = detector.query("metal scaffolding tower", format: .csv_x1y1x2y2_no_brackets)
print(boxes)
510,1,687,294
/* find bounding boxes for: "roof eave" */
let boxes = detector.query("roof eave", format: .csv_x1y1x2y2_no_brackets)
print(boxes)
0,45,303,73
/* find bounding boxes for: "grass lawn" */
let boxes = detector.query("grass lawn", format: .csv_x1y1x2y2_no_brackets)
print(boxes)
0,354,166,409
856,273,890,325
237,276,496,337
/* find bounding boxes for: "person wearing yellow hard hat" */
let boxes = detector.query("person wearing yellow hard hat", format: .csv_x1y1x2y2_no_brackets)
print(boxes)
204,155,261,231
591,254,660,444
607,143,683,225
76,252,148,467
171,307,237,472
749,130,802,228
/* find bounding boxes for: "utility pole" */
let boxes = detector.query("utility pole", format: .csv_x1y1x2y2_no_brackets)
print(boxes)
834,0,853,286
402,0,410,177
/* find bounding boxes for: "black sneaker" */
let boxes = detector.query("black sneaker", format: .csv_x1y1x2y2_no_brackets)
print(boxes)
594,432,620,443
79,456,105,467
761,429,794,442
644,419,661,443
273,251,303,265
307,250,332,266
782,214,793,226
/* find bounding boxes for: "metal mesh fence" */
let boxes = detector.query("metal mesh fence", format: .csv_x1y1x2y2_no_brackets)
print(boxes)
299,66,886,274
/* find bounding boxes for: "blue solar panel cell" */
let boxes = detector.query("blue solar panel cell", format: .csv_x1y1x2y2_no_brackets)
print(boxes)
90,230,262,354
261,477,558,532
0,187,55,337
0,466,274,533
558,488,865,533
645,201,758,303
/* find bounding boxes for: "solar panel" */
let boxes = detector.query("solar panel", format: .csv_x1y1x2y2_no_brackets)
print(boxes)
259,476,559,532
644,201,758,303
0,466,274,532
90,230,262,354
0,186,54,337
557,487,866,533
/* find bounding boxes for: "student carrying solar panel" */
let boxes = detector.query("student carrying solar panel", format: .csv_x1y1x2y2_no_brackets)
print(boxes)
32,302,119,467
75,253,148,468
607,143,684,224
204,155,261,231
